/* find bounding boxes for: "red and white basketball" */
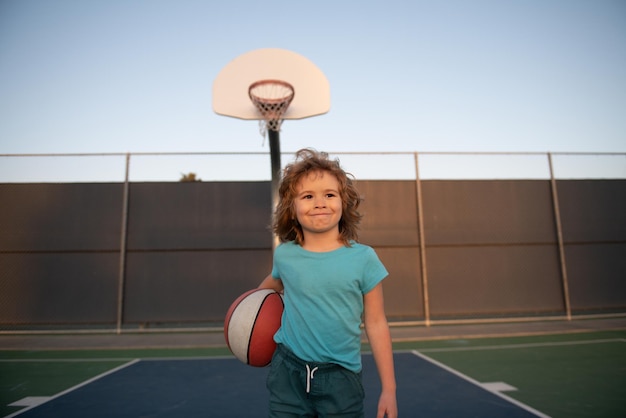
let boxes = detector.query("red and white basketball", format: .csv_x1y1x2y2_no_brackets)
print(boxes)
224,288,284,367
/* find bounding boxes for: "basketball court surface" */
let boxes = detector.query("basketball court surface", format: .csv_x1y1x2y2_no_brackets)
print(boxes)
2,319,625,418
6,352,545,417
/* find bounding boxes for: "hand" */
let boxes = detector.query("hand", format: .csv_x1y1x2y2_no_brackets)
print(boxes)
377,390,398,418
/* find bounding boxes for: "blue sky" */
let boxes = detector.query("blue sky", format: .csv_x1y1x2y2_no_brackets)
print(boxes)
0,0,625,180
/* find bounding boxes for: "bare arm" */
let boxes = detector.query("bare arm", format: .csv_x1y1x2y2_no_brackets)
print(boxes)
364,282,397,418
258,273,284,293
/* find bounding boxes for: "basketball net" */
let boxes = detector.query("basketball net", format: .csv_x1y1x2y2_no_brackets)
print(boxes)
249,80,294,137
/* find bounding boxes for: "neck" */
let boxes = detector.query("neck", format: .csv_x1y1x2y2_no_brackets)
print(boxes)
301,231,343,252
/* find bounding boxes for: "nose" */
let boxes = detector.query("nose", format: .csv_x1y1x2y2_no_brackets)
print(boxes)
314,196,326,208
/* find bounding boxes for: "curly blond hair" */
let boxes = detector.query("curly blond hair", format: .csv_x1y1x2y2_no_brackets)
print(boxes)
273,148,362,246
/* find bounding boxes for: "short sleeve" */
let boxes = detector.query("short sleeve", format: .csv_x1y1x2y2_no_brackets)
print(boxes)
361,247,388,294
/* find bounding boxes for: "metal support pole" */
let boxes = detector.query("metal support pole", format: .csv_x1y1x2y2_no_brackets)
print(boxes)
268,129,281,250
548,153,572,320
116,153,131,334
414,153,431,326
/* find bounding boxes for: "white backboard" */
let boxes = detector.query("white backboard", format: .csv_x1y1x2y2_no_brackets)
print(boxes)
213,48,330,120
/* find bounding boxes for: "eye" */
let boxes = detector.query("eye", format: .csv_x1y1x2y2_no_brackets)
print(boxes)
302,194,313,200
325,193,336,198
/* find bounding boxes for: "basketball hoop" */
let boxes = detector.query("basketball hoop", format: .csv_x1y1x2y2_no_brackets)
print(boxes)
249,80,294,136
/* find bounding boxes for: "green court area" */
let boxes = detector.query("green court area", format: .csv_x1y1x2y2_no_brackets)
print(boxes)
1,330,624,417
403,331,626,418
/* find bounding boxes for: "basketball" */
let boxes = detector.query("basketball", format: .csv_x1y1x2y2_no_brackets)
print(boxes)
224,288,284,367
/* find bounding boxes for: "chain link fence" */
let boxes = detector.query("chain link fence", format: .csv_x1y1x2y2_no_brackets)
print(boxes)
1,152,624,333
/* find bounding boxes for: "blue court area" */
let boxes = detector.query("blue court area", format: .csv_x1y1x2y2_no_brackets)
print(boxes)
11,352,543,418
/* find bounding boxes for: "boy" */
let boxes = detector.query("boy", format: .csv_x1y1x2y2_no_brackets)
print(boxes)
259,149,397,417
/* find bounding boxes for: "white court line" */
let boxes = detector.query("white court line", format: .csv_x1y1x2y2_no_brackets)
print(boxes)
411,350,551,418
417,338,625,353
0,358,136,363
4,359,140,418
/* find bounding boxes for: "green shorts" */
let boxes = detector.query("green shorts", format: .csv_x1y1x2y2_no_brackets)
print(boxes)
267,344,365,418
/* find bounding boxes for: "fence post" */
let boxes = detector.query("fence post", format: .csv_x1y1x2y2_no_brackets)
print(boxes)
116,153,131,334
414,153,431,326
548,153,572,320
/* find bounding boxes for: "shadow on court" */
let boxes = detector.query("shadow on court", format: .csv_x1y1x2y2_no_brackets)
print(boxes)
14,353,543,417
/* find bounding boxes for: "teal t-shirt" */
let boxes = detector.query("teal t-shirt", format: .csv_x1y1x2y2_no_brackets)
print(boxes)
271,241,388,372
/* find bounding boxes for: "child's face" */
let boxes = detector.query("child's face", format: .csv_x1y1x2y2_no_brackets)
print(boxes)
293,170,343,239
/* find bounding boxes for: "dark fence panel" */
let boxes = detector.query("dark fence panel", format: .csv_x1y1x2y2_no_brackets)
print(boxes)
565,243,626,312
557,180,626,312
421,180,557,245
126,182,272,250
557,180,626,243
0,183,123,326
375,247,424,320
358,181,419,247
0,183,123,251
426,245,564,317
419,180,565,318
357,181,424,320
123,249,272,324
0,253,119,324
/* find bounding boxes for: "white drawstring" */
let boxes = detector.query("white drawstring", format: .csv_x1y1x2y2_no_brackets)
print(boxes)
305,364,319,394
